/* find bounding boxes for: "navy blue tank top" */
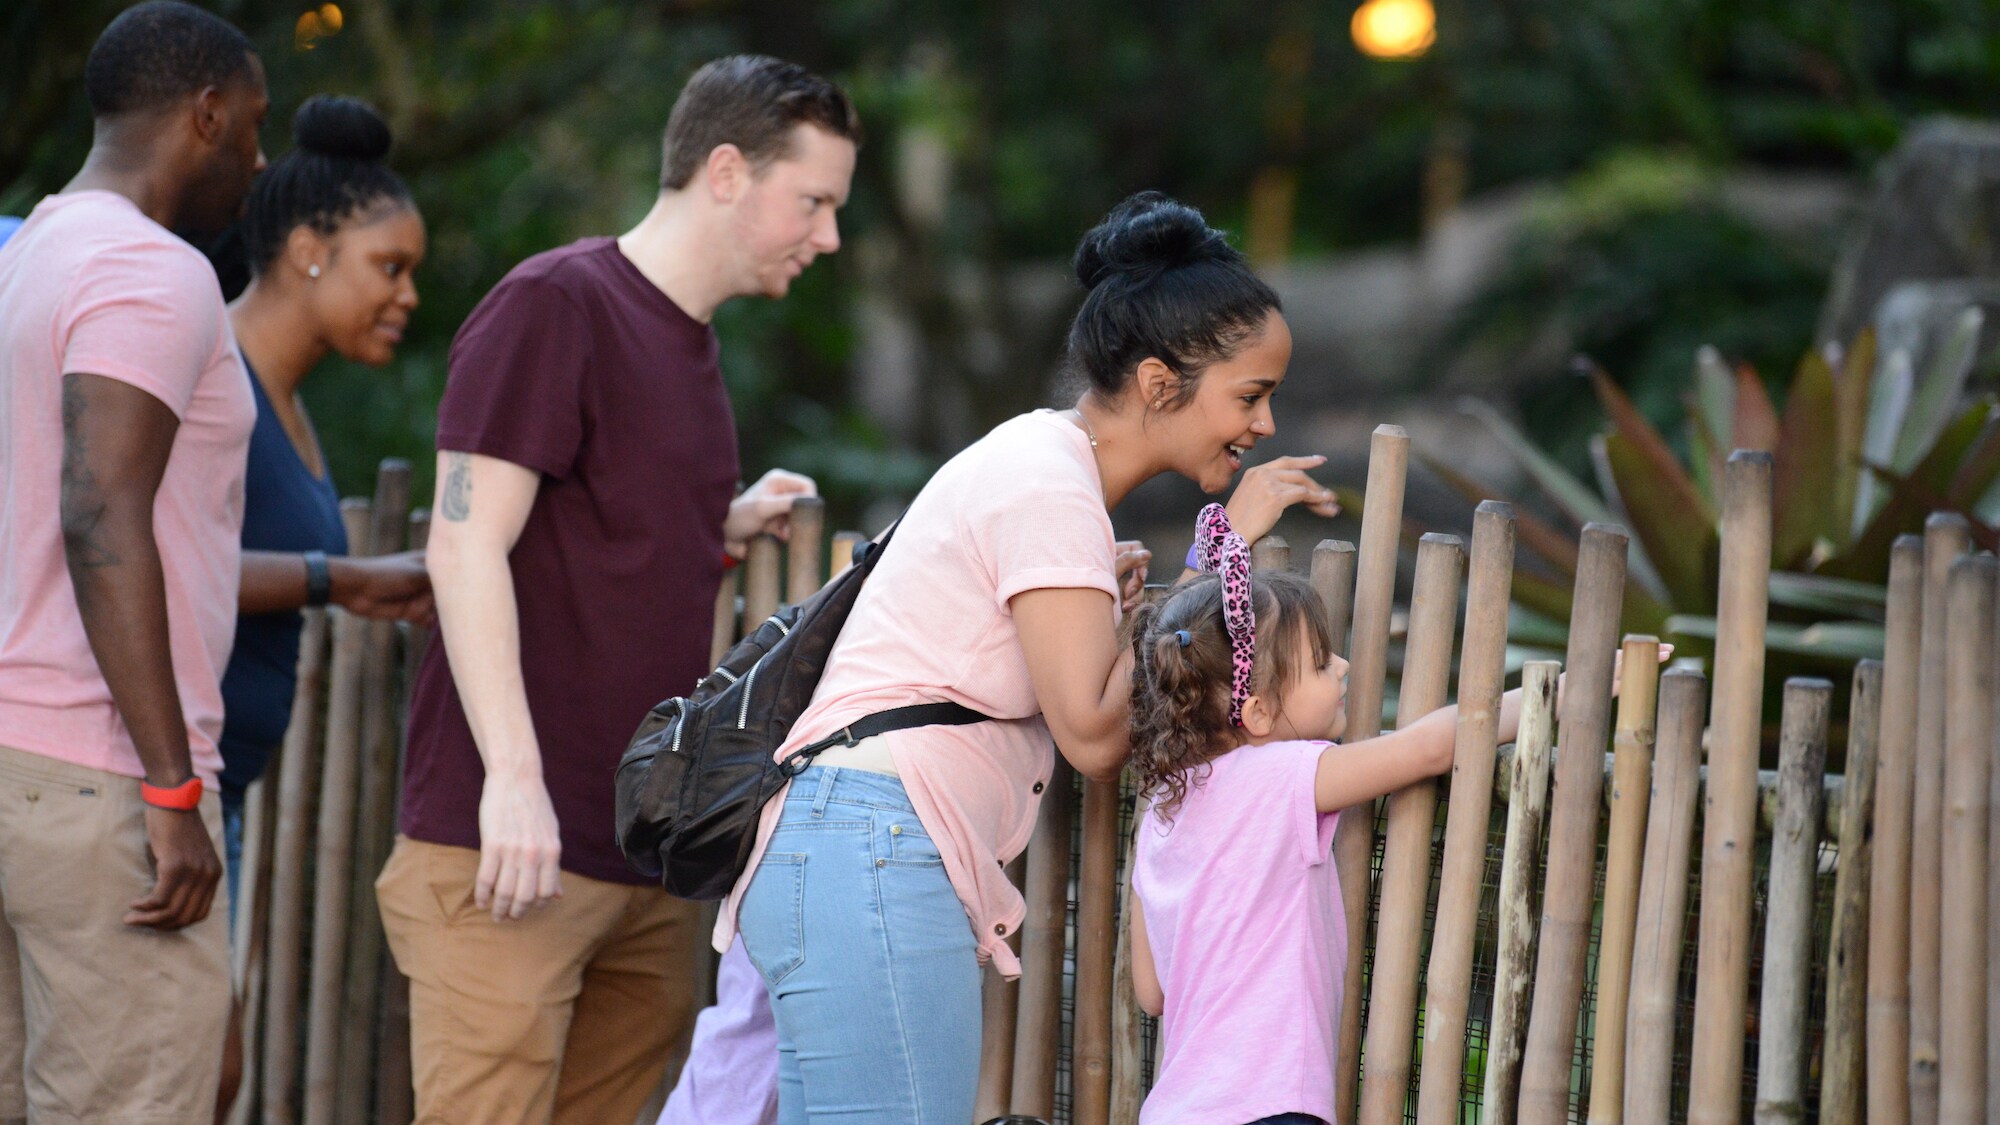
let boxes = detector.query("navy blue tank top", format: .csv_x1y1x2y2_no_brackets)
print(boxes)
218,362,347,797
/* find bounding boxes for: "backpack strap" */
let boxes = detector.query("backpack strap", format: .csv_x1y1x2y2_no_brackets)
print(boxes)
777,701,992,778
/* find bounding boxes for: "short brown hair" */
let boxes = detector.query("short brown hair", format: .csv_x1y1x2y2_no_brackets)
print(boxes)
659,55,861,191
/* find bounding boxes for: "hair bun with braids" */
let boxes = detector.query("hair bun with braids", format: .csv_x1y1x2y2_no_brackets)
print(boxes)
293,95,393,162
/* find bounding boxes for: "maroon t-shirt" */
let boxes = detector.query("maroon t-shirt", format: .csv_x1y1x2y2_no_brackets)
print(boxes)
401,237,739,884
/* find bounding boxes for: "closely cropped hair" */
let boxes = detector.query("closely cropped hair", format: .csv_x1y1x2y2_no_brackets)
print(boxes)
239,96,412,277
1129,570,1333,821
1064,192,1281,408
659,55,861,190
86,1,255,118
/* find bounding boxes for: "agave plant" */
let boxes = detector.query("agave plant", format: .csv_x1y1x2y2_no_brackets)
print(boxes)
1416,307,1997,668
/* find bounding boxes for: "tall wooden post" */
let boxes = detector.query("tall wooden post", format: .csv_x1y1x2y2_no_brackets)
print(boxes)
1623,670,1710,1118
1909,513,1970,1119
1334,424,1409,1123
260,609,330,1125
1753,678,1832,1124
1820,660,1881,1125
742,534,783,629
1867,536,1924,1124
1587,635,1664,1124
1939,556,1995,1122
1688,451,1774,1124
1482,662,1561,1124
1311,540,1357,659
1359,535,1466,1124
785,496,826,604
1519,523,1630,1120
1415,502,1515,1123
1073,772,1121,1125
974,857,1026,1120
1011,759,1077,1116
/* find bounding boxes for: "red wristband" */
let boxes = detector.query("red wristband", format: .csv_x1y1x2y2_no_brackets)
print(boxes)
722,551,741,571
140,776,203,811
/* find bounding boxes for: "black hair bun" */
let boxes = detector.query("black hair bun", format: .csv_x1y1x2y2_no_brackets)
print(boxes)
1073,191,1237,290
293,95,392,163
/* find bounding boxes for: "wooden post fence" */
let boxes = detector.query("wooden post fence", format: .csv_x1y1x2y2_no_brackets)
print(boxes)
1754,678,1831,1125
1868,534,1925,1125
1820,660,1881,1125
1483,661,1560,1124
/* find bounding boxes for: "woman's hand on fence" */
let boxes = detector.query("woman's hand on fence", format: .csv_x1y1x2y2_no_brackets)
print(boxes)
1223,454,1339,544
1114,540,1152,612
331,551,434,623
475,774,564,921
724,469,819,558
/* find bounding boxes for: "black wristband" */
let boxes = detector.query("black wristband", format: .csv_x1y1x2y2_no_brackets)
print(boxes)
303,550,332,608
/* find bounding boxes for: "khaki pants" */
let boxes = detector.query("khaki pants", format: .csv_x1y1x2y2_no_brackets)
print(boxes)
376,837,703,1125
0,743,230,1125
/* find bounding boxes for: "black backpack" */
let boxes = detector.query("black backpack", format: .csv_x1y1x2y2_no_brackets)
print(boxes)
614,525,991,900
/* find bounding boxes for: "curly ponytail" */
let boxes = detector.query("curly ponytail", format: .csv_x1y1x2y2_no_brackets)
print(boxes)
1129,570,1335,822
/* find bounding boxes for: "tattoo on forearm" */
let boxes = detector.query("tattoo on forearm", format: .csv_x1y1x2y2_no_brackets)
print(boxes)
441,452,472,521
58,380,119,572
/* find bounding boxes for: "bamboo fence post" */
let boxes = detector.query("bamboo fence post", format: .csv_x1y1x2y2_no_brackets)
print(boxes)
1586,635,1663,1125
710,568,739,666
1991,570,2000,1125
975,855,1027,1120
831,530,863,575
1074,774,1121,1125
1335,424,1408,1123
340,461,410,1121
1819,660,1881,1125
742,534,782,629
1011,758,1077,1117
302,500,373,1125
1867,535,1924,1125
1110,790,1150,1123
1251,533,1292,574
1519,522,1630,1120
260,608,330,1125
228,761,279,1125
1483,661,1561,1124
1415,502,1516,1124
1909,512,1970,1119
1358,535,1466,1125
375,511,427,1125
1689,451,1774,1125
1753,678,1832,1125
1311,540,1357,658
1623,670,1710,1118
1939,556,1995,1122
785,496,825,605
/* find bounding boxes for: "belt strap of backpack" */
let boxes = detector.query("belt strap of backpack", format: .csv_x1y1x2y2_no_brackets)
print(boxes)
778,702,992,777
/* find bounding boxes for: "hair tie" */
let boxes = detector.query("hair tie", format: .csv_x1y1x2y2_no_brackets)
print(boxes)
1191,503,1254,726
1173,629,1192,648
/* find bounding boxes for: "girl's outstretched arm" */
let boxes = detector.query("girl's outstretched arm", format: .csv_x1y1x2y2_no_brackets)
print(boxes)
1130,892,1165,1018
1312,706,1458,813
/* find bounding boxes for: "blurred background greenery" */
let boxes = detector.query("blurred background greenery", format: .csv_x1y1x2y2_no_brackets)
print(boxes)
7,0,1999,525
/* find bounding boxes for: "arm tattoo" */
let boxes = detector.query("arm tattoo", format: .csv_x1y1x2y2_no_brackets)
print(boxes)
441,452,473,521
58,380,119,571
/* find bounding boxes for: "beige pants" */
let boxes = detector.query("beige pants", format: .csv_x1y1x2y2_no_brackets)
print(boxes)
376,837,704,1125
0,743,230,1125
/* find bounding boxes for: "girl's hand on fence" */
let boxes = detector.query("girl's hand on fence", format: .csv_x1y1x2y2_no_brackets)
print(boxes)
475,774,564,921
1223,454,1338,544
1541,642,1674,720
1114,540,1151,612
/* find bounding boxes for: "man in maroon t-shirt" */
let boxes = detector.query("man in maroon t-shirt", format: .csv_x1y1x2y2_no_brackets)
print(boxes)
375,56,858,1124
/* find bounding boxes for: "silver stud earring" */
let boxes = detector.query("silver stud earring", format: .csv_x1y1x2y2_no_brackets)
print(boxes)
308,264,321,279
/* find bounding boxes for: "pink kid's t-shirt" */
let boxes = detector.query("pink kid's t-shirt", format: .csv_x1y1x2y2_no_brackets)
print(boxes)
0,191,253,784
1133,739,1346,1125
719,410,1121,978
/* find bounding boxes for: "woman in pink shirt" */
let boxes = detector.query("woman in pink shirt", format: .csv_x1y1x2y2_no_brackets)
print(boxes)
724,192,1339,1123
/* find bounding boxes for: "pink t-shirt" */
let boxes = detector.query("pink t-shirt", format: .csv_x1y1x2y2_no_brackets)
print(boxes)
718,410,1120,978
1134,740,1346,1125
0,191,253,784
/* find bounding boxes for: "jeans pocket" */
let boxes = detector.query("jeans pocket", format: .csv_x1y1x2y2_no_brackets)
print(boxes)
883,823,944,868
741,852,808,986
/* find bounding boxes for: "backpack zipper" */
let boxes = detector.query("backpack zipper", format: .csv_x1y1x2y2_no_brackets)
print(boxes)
738,659,761,729
670,708,686,756
769,615,791,637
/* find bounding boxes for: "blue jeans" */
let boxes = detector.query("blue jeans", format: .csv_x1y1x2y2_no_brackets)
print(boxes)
739,766,982,1124
222,785,245,931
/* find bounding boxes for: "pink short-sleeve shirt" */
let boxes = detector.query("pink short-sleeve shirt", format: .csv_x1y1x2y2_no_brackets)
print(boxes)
1133,740,1346,1125
0,191,254,783
719,410,1120,978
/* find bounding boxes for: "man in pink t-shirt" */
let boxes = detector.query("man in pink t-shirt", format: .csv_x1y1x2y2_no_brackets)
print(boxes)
0,4,266,1120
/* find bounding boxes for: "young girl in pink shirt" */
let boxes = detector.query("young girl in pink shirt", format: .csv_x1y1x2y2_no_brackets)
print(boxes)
1127,507,1541,1125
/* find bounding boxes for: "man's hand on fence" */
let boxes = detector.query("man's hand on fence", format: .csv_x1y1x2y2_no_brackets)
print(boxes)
475,773,563,921
725,469,819,559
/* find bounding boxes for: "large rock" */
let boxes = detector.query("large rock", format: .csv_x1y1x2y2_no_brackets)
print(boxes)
1818,118,2000,351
